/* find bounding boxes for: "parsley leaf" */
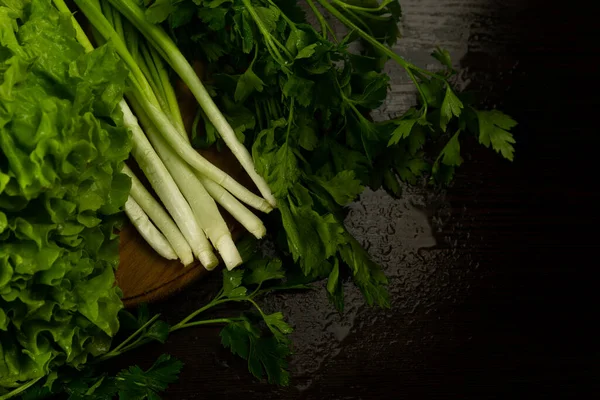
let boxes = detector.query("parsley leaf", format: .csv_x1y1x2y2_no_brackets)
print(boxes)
220,318,291,385
254,6,280,33
388,116,419,146
244,258,285,286
296,43,318,59
432,131,463,184
145,320,170,344
339,236,390,308
263,312,294,343
145,0,176,24
282,75,314,107
476,110,517,161
440,85,464,131
431,46,455,72
326,259,344,312
223,268,245,296
198,6,229,31
252,119,300,198
317,170,364,206
394,151,430,185
115,354,183,399
350,71,390,109
235,65,265,103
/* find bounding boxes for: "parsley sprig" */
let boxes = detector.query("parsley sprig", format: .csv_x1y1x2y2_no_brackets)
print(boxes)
12,240,301,399
98,246,300,386
147,0,516,311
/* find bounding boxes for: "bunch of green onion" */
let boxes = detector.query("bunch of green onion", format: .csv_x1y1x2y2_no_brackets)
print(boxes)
53,0,275,270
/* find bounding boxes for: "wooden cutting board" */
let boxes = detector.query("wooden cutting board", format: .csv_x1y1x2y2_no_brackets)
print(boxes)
115,68,253,308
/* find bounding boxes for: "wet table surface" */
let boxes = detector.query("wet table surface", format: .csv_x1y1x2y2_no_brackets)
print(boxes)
109,0,598,398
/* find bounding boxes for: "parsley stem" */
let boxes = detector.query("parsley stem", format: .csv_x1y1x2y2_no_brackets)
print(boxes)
342,7,375,36
0,377,43,400
170,299,230,331
316,0,445,83
331,0,395,13
97,314,161,362
285,99,295,142
351,9,392,22
240,0,293,65
266,0,296,29
250,282,263,298
317,0,436,106
247,298,268,321
306,0,338,42
175,318,240,330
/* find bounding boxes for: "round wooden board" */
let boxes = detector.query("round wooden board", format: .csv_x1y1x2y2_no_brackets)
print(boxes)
116,222,207,308
115,71,253,308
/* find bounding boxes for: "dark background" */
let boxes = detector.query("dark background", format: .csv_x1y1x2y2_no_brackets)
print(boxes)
112,0,599,398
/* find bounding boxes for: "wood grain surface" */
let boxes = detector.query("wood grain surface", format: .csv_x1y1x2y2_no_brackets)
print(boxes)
108,0,599,398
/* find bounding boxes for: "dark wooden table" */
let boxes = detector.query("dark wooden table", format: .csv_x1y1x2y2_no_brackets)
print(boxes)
111,0,599,398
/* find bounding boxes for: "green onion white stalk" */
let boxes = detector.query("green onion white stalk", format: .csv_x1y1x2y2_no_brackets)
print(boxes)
136,100,274,214
54,0,273,269
74,0,273,214
105,0,277,208
122,165,194,266
128,99,242,270
200,176,267,239
121,103,218,269
123,197,177,261
54,0,217,268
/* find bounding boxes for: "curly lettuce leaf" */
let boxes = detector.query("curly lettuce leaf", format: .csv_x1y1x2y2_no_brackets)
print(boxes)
0,0,131,389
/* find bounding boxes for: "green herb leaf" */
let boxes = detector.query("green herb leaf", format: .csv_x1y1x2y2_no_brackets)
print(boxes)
317,170,364,206
255,6,280,33
198,6,229,30
115,354,183,399
235,65,265,103
296,43,318,59
220,318,291,386
263,312,293,342
339,236,390,308
282,75,314,107
394,151,430,185
244,258,285,286
440,85,464,131
145,0,175,24
252,120,301,198
326,259,344,312
223,269,244,296
350,71,390,109
432,131,463,183
145,320,171,344
431,46,454,71
476,110,517,161
388,117,418,146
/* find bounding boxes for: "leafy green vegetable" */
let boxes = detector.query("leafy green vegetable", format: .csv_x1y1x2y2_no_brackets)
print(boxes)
476,109,517,161
13,354,182,400
80,243,299,388
115,354,183,399
6,0,520,394
0,0,131,390
149,0,517,312
220,319,291,385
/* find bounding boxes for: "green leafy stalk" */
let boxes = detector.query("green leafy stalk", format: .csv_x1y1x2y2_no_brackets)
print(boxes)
97,248,298,386
136,0,518,312
106,0,278,207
